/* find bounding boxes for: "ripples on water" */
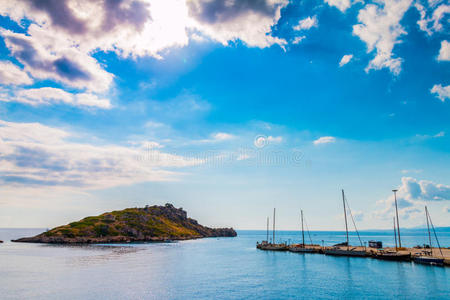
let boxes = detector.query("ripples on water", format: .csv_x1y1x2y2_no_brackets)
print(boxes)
0,229,448,299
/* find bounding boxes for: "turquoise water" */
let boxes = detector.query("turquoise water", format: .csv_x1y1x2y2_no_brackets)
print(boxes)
0,229,449,299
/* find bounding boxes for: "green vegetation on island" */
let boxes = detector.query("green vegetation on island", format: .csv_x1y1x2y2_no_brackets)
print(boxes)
13,204,237,243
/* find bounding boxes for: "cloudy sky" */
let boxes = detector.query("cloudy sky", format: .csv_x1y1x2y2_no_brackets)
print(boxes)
0,0,449,230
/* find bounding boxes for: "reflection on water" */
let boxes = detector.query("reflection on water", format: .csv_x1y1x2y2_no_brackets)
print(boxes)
0,229,448,299
395,262,408,296
65,245,142,266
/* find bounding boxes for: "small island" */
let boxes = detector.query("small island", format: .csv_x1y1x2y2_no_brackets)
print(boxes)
13,203,237,244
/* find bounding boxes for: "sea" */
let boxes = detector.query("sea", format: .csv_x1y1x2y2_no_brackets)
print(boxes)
0,228,449,299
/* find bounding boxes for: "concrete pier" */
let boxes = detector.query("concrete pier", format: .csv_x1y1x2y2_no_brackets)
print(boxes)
257,243,450,266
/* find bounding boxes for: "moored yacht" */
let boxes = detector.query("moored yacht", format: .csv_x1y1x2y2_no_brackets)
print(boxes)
374,250,411,261
257,208,288,251
288,210,316,253
324,190,368,257
324,247,368,257
412,206,445,266
374,214,411,261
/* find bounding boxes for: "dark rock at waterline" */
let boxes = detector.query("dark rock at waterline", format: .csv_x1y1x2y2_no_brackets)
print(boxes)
13,203,237,244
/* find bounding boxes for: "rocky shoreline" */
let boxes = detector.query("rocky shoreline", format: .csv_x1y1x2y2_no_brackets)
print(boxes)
12,204,237,244
12,234,232,244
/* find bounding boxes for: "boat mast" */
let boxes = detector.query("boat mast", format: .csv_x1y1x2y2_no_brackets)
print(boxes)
342,189,349,250
393,189,402,248
301,210,305,246
427,207,444,258
393,217,398,251
266,216,269,242
425,206,432,255
273,208,276,244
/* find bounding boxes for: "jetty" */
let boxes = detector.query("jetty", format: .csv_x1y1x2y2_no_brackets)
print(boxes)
256,190,449,267
258,241,450,266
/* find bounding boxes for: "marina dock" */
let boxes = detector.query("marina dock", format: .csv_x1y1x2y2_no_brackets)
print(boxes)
258,189,449,267
256,244,450,266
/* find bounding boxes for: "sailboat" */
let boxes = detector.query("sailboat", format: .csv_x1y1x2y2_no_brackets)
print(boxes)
374,191,411,261
256,208,288,251
374,216,411,261
289,210,315,253
412,206,444,266
256,216,270,249
324,190,368,257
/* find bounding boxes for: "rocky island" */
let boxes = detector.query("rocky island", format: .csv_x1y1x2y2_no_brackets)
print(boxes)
13,204,237,244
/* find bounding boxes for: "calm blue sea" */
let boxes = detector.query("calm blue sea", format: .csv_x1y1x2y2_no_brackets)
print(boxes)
0,228,449,299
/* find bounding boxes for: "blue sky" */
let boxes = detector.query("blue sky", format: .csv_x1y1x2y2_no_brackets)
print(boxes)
0,0,449,230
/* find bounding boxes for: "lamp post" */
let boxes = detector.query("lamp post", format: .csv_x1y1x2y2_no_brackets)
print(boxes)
393,189,401,248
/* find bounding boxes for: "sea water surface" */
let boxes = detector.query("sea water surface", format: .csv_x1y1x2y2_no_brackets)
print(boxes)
0,228,449,299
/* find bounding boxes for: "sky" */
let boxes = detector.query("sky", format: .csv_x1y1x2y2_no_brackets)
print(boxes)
0,0,449,231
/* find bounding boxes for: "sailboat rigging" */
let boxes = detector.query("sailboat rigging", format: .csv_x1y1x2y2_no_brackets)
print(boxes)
289,209,315,253
324,190,367,257
413,206,444,266
256,208,288,251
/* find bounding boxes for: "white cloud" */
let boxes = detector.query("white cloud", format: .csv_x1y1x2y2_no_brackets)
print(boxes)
398,177,450,202
437,40,450,61
144,121,166,128
75,93,111,109
192,132,236,144
0,61,33,86
339,54,353,67
0,0,186,59
374,177,450,221
401,169,422,174
0,119,202,189
0,0,289,92
415,3,450,36
353,0,412,75
267,136,283,143
213,132,235,141
0,87,111,109
293,15,318,31
324,0,352,12
16,88,72,105
292,36,306,44
313,136,336,145
142,141,164,149
431,84,450,102
1,26,114,92
187,0,288,48
415,131,446,140
434,131,445,137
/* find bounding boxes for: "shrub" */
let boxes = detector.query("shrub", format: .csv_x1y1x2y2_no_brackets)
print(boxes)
94,224,110,237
